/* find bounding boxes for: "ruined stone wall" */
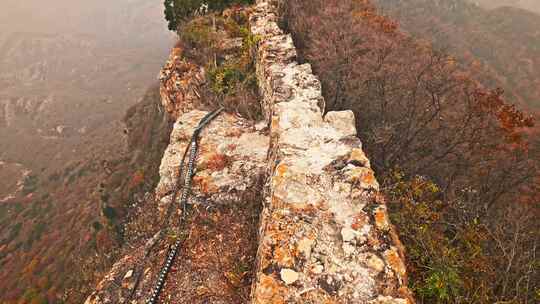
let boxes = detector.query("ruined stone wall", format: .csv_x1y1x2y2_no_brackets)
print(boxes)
85,1,413,302
249,1,414,303
85,45,270,304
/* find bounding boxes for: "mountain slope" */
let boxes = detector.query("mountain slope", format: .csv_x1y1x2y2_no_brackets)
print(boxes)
472,0,540,14
0,1,174,303
375,0,540,113
0,85,173,303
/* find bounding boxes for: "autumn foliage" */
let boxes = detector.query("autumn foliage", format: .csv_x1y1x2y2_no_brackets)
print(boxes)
284,0,539,302
129,170,145,189
0,87,173,303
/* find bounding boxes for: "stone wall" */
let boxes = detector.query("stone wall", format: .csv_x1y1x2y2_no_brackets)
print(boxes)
85,1,413,302
249,1,414,303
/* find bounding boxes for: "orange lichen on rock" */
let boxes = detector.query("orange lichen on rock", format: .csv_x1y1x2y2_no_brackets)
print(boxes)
203,153,230,171
349,148,371,167
272,163,289,187
398,287,416,304
253,274,287,304
374,206,391,231
345,167,379,190
384,248,408,280
276,163,288,177
274,246,295,267
193,174,219,194
271,113,280,130
351,212,369,230
250,0,412,302
361,169,378,188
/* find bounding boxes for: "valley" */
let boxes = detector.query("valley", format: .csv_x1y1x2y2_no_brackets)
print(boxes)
0,1,174,302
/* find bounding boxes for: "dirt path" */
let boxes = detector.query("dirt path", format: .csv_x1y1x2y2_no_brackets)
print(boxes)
156,201,261,304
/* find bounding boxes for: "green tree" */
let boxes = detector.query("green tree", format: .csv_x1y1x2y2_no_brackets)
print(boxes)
164,0,178,31
164,0,254,31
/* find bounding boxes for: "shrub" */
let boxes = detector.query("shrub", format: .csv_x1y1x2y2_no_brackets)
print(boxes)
284,0,539,302
102,206,117,220
206,23,259,94
21,288,48,304
387,172,493,303
22,175,39,195
208,62,245,95
164,0,255,31
177,9,262,119
419,267,462,302
182,17,217,47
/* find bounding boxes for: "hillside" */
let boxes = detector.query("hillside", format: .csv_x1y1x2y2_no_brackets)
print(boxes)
85,2,413,303
472,0,540,14
81,0,539,303
285,0,539,302
2,0,539,303
0,86,173,303
375,0,540,114
0,0,173,173
0,0,174,303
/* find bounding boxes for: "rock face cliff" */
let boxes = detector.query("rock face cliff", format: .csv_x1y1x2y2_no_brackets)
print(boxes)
85,1,412,303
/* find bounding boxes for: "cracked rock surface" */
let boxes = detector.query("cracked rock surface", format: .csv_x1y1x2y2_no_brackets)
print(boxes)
156,110,269,213
250,1,413,303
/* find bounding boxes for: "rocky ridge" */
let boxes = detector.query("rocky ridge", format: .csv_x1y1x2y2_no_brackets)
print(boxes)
249,1,412,303
85,1,412,303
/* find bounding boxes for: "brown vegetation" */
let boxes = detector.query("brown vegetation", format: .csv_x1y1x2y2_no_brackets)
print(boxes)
283,0,539,302
176,7,262,120
0,86,173,303
375,0,540,114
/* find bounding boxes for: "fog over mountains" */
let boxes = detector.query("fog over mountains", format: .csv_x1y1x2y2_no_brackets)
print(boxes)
1,0,539,303
472,0,540,13
0,3,173,300
0,0,173,194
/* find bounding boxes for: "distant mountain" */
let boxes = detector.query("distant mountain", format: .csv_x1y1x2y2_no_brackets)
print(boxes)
0,1,174,302
0,0,171,44
375,0,540,112
0,0,173,173
0,85,172,303
0,31,168,170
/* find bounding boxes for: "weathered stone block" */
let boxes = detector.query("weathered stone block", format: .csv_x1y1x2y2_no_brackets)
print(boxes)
250,1,413,303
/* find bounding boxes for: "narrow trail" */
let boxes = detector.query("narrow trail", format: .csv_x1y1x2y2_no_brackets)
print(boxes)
140,109,269,304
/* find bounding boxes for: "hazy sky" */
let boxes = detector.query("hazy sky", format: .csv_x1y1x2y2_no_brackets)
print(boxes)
0,0,172,44
0,0,174,171
473,0,540,14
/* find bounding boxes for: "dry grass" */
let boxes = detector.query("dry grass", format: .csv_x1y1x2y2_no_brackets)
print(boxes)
178,9,262,121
